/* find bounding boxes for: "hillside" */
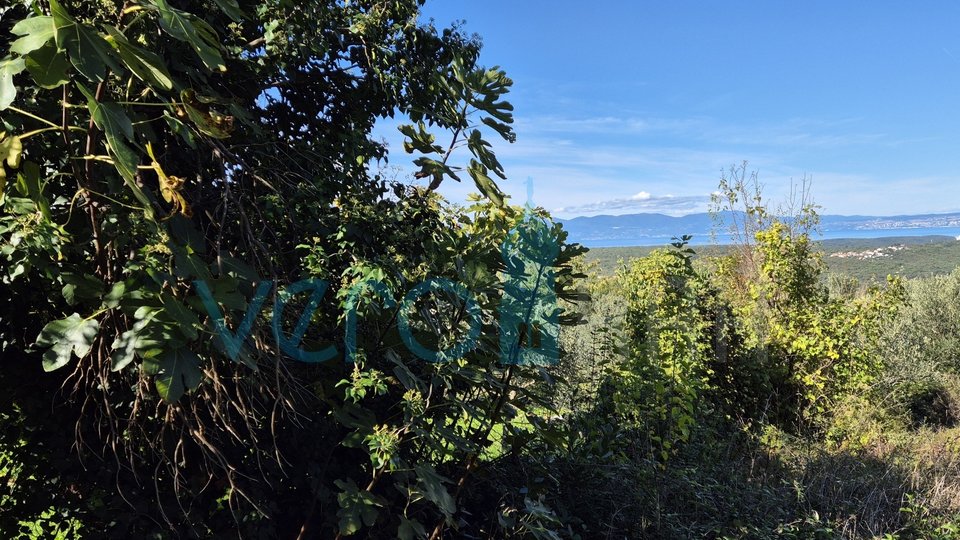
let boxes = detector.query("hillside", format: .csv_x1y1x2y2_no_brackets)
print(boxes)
585,235,960,282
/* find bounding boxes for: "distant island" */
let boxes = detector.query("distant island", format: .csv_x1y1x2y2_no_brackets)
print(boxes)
558,210,960,247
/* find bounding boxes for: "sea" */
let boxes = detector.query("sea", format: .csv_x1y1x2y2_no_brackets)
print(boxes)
579,226,960,248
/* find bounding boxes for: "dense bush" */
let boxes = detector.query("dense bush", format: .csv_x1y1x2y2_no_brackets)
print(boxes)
0,0,587,537
2,2,960,538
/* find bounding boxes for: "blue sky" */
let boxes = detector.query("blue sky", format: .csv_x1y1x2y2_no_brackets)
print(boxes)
379,1,960,218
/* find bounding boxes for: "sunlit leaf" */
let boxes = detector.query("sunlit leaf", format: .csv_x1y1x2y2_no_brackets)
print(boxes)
467,159,504,207
0,57,26,111
35,314,100,372
10,16,56,56
110,315,160,371
103,281,126,309
0,133,23,170
0,133,23,200
50,0,121,82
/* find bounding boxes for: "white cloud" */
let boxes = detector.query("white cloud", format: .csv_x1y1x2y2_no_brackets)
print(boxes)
372,110,948,218
554,192,711,217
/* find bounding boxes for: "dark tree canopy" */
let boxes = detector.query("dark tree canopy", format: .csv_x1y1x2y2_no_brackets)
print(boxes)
0,0,584,536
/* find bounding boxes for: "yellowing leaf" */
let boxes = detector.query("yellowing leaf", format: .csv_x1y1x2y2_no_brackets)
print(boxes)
146,142,192,218
0,133,23,202
1,133,23,169
180,89,234,139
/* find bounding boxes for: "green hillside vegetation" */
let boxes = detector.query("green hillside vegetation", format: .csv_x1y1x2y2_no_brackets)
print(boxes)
3,2,960,538
588,235,960,283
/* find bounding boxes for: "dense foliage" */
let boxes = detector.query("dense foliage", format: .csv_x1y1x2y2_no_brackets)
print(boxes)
2,2,960,539
0,0,586,537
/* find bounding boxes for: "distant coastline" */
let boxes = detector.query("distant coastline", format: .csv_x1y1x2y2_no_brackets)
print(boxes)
574,229,960,248
558,211,960,248
585,234,960,281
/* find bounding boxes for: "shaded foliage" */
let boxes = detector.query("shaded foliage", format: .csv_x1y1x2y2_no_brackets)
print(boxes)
0,0,587,537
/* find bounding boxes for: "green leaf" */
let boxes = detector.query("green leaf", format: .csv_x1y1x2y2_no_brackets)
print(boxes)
110,315,156,371
412,156,459,184
160,293,200,340
397,517,427,540
172,245,212,280
110,328,139,371
103,281,126,309
414,464,456,517
87,97,134,141
24,42,70,89
80,87,156,219
88,98,135,170
467,160,504,207
14,161,48,218
213,0,246,21
103,25,174,91
151,0,226,72
0,57,26,111
143,347,203,402
467,129,506,179
335,479,381,536
481,116,515,142
112,307,185,371
61,272,105,306
398,123,441,154
10,16,56,56
50,0,121,82
36,314,100,372
111,138,154,218
214,254,258,281
187,277,245,313
163,111,196,148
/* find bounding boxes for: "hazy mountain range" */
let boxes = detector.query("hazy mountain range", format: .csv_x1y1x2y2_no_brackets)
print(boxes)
558,211,960,247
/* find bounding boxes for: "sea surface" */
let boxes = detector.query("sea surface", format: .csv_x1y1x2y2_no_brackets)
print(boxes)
577,226,960,248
